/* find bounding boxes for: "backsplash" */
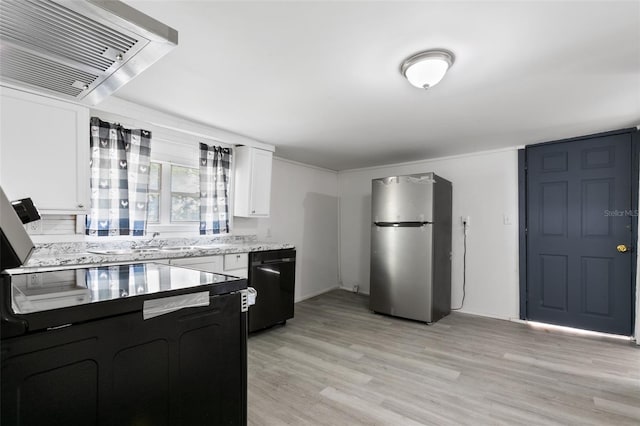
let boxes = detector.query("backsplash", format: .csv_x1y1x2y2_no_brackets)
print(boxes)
25,215,79,236
27,215,265,239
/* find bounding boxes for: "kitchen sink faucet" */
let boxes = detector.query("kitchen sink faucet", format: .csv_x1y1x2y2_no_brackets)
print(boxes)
138,232,162,249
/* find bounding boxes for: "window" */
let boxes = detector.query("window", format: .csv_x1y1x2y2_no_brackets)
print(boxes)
170,165,200,222
147,162,161,223
89,110,234,234
145,154,231,232
144,162,201,226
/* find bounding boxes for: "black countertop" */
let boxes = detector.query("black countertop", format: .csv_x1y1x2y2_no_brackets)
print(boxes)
1,263,247,336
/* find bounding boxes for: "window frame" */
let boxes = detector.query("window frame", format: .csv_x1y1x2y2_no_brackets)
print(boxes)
169,164,201,223
146,162,162,224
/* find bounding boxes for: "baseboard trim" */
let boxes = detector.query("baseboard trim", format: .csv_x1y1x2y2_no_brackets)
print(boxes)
295,286,340,303
339,286,369,295
334,288,517,322
450,308,513,321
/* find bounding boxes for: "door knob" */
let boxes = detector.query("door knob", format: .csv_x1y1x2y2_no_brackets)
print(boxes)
616,244,629,253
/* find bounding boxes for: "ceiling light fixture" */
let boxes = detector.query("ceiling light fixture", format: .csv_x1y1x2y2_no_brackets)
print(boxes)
400,49,455,90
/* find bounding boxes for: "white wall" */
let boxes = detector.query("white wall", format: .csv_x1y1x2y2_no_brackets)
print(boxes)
235,157,340,302
338,148,520,320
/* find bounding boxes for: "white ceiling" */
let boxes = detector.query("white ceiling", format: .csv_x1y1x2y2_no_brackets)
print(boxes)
116,1,640,171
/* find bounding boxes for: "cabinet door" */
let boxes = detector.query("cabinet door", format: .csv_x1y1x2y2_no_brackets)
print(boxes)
170,255,224,274
0,88,89,214
233,146,272,217
169,255,248,278
248,148,272,216
176,293,247,425
1,331,100,426
1,292,247,426
224,253,248,278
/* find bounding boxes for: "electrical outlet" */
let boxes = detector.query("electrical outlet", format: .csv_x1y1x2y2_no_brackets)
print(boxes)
461,216,470,226
352,284,359,294
26,220,42,235
28,274,43,288
75,215,86,234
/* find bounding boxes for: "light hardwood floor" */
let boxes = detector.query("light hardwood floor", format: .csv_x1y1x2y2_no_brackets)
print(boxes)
247,290,640,425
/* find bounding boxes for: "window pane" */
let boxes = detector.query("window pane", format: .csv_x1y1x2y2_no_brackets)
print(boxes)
171,194,200,222
171,165,199,193
147,192,160,223
149,162,161,191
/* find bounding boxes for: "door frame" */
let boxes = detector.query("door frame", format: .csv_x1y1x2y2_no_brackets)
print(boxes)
518,127,640,337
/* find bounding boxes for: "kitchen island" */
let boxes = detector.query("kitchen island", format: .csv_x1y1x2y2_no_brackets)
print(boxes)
1,263,248,426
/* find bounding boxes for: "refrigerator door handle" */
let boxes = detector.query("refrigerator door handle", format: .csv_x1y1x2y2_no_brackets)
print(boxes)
374,221,432,227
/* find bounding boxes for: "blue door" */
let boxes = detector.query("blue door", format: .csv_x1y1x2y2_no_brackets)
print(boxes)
526,133,634,335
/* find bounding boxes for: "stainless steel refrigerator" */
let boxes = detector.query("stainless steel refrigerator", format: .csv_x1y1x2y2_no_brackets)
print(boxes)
370,172,452,323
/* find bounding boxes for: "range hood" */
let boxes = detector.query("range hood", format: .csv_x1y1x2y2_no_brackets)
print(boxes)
0,0,178,105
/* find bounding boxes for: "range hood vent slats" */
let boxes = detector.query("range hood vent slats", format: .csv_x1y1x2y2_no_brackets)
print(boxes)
2,71,83,97
0,0,177,104
1,0,136,71
6,0,137,53
0,27,116,72
1,46,99,83
2,67,84,97
39,0,137,48
1,46,98,97
0,11,123,64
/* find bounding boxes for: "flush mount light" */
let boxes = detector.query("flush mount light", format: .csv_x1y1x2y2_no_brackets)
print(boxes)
400,49,455,90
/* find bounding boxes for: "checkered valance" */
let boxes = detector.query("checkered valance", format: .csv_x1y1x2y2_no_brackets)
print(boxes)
87,117,152,236
199,143,232,234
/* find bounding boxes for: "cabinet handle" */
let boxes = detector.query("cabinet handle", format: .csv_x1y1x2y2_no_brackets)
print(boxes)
251,210,255,214
77,203,85,208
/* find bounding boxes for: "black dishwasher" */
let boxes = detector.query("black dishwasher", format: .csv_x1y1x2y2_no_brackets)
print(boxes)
248,249,296,332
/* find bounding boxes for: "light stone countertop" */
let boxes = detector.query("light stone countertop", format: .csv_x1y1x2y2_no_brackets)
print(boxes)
12,237,294,272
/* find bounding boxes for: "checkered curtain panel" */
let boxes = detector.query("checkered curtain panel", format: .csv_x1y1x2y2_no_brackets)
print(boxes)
199,143,232,234
87,117,152,236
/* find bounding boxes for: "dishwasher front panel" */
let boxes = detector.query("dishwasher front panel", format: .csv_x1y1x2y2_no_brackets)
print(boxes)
248,249,296,332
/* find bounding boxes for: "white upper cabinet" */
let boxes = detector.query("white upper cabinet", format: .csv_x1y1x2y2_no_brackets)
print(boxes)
0,88,89,214
233,146,273,217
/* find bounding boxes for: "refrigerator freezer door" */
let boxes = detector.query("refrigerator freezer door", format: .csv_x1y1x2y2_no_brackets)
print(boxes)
371,174,434,223
370,224,433,322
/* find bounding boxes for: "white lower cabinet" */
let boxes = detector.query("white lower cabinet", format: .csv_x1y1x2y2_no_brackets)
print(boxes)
167,256,223,274
163,253,248,278
224,253,248,274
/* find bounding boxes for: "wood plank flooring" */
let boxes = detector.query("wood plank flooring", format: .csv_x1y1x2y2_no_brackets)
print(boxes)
247,290,640,425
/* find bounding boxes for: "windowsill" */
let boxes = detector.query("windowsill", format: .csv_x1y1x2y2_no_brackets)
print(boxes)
147,223,200,234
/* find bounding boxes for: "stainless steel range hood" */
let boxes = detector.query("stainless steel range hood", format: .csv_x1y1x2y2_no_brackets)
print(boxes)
0,0,178,105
